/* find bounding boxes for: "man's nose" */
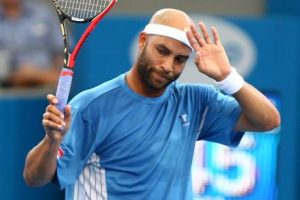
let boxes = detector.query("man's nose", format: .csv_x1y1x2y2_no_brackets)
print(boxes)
160,57,173,73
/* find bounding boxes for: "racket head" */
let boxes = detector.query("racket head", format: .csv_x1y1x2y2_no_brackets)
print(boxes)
53,0,115,22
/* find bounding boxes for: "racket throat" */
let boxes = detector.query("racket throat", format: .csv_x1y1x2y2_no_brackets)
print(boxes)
65,53,75,69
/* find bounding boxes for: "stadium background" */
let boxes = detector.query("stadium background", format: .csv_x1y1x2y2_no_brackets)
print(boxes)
0,0,299,199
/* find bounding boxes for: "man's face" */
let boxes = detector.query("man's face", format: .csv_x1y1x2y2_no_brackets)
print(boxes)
136,35,191,91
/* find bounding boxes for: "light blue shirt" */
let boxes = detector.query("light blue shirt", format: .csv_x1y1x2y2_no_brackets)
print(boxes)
55,74,244,200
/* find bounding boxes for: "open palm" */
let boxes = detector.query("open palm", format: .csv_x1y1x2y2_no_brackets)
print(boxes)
186,22,231,81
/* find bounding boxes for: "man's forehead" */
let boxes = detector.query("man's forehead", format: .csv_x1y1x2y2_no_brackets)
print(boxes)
148,35,192,55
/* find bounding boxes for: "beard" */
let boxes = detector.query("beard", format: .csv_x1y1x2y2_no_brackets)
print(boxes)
135,45,180,91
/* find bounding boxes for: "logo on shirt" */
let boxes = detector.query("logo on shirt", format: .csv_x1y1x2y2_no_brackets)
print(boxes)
179,114,190,127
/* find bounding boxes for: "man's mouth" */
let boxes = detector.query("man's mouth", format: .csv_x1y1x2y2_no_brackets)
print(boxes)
152,71,170,83
151,68,172,81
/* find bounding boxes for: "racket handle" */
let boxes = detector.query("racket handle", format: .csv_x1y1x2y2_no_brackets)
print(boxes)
55,68,74,113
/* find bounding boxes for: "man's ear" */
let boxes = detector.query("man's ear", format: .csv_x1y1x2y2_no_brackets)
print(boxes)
138,32,147,50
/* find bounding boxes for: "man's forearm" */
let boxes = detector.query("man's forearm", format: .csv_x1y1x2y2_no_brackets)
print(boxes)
233,83,281,132
23,135,60,187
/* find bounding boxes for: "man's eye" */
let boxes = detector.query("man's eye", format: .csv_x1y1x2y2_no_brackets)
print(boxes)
176,57,188,64
158,48,168,55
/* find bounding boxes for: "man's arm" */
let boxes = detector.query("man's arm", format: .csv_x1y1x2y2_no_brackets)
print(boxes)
186,21,280,132
23,95,71,186
23,135,61,186
233,83,280,132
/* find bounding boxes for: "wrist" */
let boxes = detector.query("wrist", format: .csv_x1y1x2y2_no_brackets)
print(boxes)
215,67,245,95
44,134,62,147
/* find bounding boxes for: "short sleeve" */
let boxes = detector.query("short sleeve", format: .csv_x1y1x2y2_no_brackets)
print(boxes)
197,87,244,147
54,106,96,189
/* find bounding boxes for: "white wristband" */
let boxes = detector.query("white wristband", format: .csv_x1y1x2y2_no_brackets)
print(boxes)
215,67,245,95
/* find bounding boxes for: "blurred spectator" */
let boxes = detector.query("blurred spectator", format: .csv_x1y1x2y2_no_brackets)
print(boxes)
0,0,63,88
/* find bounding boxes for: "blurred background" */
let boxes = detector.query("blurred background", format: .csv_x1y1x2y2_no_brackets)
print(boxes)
0,0,299,199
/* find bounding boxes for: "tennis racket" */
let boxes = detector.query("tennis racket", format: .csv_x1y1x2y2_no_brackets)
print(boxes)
52,0,117,112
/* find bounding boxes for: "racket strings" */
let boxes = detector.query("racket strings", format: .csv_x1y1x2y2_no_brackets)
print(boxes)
58,0,111,19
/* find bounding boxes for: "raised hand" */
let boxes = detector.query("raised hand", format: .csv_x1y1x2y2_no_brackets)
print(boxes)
42,94,71,143
186,21,232,81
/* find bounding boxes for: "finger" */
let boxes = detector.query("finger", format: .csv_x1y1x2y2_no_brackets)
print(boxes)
194,52,201,68
186,29,201,52
64,105,72,124
42,119,64,131
199,21,212,44
190,24,206,47
46,104,64,119
194,52,206,72
47,94,58,105
43,112,65,125
211,26,221,45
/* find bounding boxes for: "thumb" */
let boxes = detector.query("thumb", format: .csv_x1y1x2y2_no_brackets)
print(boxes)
64,105,72,125
195,52,204,71
195,52,201,61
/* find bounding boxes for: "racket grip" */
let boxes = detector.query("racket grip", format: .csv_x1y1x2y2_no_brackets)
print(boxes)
55,68,74,113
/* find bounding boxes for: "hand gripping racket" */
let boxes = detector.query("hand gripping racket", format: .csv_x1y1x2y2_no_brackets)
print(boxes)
52,0,117,112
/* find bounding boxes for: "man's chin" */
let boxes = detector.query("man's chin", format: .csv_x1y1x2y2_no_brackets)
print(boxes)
148,79,170,91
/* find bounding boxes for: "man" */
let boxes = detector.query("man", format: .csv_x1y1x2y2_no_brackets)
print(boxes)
23,8,280,200
0,0,63,87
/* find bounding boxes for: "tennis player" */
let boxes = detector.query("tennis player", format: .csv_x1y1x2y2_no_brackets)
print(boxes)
23,8,280,200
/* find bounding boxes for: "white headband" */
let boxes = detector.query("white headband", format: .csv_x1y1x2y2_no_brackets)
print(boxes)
143,24,193,50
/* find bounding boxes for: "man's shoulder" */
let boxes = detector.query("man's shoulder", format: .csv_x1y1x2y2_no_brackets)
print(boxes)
69,74,124,109
171,81,225,106
173,81,219,94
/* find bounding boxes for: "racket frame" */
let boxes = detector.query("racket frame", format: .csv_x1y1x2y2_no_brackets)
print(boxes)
52,0,117,112
52,0,117,69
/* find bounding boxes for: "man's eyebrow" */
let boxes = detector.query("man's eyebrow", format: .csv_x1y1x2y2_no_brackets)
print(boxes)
176,54,190,62
178,54,189,59
157,44,171,53
157,44,189,58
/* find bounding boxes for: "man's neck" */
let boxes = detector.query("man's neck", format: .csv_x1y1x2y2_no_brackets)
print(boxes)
126,66,166,98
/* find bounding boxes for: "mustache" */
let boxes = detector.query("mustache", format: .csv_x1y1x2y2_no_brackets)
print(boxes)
150,67,174,80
